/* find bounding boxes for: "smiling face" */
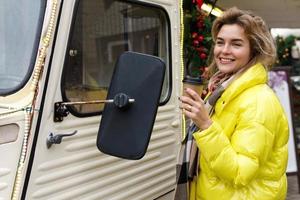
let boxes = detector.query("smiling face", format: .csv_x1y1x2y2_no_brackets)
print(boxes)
214,24,252,74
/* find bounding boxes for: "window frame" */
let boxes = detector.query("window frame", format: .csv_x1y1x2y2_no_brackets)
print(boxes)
61,0,172,118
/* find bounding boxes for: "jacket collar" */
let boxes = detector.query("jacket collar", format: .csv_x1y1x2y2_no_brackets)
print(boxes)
219,63,267,107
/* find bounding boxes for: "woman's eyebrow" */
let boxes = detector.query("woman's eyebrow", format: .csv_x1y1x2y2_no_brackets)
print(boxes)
231,39,244,42
216,37,244,42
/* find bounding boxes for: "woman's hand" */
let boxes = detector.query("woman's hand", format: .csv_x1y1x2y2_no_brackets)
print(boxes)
180,88,212,130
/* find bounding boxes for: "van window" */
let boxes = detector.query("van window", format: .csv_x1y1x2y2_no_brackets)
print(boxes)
0,0,44,95
62,0,171,115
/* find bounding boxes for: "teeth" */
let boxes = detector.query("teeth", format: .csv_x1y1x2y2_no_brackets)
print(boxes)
220,58,233,62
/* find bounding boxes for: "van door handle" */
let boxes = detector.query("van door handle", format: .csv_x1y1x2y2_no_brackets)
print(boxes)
46,130,77,148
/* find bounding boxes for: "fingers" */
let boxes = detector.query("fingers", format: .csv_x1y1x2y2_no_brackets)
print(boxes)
179,101,192,112
180,95,203,110
186,105,192,112
179,88,213,130
179,87,205,116
180,95,195,107
180,104,195,118
179,98,213,130
182,107,194,119
179,93,205,119
179,97,201,119
184,88,202,102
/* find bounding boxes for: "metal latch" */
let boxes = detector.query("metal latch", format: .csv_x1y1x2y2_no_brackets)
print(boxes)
46,130,77,148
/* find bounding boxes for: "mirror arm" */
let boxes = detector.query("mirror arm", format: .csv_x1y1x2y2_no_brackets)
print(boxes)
54,93,135,122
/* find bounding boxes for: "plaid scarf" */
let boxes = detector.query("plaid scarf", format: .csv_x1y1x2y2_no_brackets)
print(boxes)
175,69,245,200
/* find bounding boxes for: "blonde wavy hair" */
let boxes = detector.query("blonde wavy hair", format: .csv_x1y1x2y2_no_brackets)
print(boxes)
208,7,276,76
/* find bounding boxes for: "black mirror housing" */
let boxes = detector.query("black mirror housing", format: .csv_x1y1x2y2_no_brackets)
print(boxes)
97,51,166,160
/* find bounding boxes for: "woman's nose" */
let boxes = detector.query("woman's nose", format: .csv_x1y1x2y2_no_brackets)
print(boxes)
221,44,231,54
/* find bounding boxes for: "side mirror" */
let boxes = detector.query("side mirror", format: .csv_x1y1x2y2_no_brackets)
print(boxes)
96,51,166,160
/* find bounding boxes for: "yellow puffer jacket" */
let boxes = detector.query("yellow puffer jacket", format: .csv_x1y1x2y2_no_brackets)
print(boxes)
193,63,289,200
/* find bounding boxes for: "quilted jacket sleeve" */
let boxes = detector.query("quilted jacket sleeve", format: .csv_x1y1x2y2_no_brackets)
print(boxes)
193,109,278,186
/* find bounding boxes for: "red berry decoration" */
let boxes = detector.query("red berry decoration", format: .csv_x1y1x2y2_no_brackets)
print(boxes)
197,35,204,42
200,53,207,59
197,20,204,29
196,0,203,8
195,46,205,52
192,32,198,39
193,40,200,47
185,0,213,81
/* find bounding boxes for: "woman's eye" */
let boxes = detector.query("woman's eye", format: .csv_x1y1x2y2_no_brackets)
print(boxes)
216,41,224,46
233,43,242,47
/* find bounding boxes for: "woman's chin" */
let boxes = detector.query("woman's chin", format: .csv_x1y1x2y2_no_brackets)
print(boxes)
217,67,233,74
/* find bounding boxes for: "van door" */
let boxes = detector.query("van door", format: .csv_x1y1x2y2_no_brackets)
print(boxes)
24,0,181,199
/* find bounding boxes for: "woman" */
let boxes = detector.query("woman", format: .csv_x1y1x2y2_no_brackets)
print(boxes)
180,7,289,200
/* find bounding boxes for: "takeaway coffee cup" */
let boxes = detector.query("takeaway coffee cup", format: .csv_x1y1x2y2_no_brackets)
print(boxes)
182,76,204,97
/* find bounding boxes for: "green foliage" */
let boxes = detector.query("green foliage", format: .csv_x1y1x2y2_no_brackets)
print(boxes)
183,0,215,80
275,35,299,66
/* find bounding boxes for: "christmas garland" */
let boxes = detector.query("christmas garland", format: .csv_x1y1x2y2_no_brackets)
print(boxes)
183,0,215,82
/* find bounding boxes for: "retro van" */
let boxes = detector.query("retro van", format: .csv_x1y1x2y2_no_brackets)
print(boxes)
0,0,183,199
